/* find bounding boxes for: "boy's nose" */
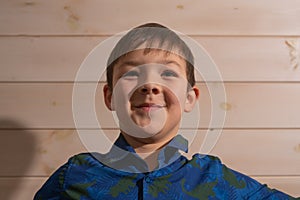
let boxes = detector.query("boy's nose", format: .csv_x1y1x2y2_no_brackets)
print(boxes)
138,83,161,95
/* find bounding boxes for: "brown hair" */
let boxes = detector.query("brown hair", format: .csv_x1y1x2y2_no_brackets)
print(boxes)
106,23,195,89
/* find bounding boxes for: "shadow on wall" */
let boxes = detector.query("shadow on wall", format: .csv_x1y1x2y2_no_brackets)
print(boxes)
0,119,36,200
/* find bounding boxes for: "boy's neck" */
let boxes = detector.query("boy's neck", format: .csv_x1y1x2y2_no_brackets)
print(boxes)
121,132,174,153
121,132,175,171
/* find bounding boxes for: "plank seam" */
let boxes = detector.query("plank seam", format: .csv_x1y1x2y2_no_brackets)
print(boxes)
0,34,300,38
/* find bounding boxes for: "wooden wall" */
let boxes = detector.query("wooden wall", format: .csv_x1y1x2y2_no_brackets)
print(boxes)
0,0,299,198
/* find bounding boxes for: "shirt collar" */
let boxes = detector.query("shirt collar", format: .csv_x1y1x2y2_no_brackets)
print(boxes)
114,133,188,154
103,133,188,172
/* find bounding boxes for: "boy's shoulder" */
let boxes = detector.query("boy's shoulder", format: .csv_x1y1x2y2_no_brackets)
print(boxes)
191,153,222,163
63,152,229,181
64,152,221,168
186,153,224,175
67,152,223,174
66,152,107,168
68,152,222,163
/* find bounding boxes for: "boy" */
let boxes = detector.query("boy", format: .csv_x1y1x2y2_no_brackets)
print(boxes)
34,23,298,199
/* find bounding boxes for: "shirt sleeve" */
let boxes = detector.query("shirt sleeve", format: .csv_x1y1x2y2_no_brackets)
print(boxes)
33,160,70,200
221,164,298,199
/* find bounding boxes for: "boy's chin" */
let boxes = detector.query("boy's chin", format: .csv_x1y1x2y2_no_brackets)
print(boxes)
121,129,167,144
120,122,164,139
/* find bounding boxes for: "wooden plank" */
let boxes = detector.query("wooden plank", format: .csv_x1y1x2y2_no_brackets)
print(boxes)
1,83,300,129
0,177,46,200
0,129,299,176
0,37,103,82
0,176,298,199
0,129,86,176
1,37,299,82
0,0,299,35
0,84,76,129
208,130,300,176
253,176,300,197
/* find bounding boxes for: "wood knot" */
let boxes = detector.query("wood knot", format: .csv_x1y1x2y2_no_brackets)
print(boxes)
220,102,232,111
176,5,184,10
285,39,299,70
294,144,300,153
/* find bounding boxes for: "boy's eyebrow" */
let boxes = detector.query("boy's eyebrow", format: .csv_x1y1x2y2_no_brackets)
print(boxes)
119,60,142,67
119,59,183,68
163,60,182,68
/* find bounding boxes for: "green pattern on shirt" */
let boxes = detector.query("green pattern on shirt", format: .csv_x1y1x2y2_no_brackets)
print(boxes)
181,178,217,198
222,165,246,189
148,174,172,197
110,175,137,197
65,181,96,199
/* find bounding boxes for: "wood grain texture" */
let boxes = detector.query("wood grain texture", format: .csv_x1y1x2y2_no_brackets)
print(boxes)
0,129,86,177
1,0,299,197
254,176,300,197
0,129,299,176
1,83,300,129
0,0,299,35
209,130,300,176
0,177,46,200
1,37,299,82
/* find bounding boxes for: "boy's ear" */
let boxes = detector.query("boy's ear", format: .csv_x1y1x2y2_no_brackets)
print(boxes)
184,86,200,112
103,84,115,111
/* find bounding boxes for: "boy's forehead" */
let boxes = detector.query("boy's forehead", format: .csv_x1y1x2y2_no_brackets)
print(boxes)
116,49,186,66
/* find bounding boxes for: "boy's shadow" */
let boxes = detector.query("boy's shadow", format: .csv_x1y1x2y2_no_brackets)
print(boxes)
0,119,36,200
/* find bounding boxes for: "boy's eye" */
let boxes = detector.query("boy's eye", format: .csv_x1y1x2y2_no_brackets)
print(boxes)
122,71,139,78
161,70,178,77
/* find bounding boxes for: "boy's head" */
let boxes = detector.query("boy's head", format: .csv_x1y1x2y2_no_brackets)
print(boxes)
104,23,199,143
106,23,196,91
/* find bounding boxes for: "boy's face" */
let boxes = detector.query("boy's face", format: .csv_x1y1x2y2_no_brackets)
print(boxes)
104,49,199,142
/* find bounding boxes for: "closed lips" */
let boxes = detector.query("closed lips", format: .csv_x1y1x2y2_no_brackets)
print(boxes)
135,103,166,108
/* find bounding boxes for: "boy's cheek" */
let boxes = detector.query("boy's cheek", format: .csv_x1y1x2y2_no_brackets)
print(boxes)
164,79,189,98
113,80,138,98
161,87,187,113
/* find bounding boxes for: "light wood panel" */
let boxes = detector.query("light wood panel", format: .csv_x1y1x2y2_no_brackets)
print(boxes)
1,0,299,198
209,130,300,176
0,176,299,199
0,129,86,176
0,0,300,35
0,177,46,200
254,176,300,197
0,129,299,176
0,37,102,82
0,37,299,82
1,83,300,129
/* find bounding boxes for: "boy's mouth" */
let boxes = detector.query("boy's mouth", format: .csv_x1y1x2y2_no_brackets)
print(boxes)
134,103,166,112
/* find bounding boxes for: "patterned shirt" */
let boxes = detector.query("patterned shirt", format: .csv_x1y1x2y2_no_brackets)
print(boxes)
34,134,297,200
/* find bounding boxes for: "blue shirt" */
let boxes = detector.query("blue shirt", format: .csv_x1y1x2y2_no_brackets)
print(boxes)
34,134,297,199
